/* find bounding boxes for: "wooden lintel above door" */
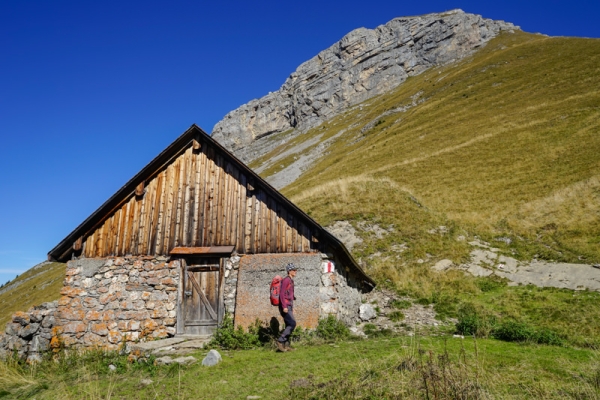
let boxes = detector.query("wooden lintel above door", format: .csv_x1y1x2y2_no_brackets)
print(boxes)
170,246,235,256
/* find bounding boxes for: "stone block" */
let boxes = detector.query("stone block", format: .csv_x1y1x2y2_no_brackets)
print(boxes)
90,323,109,336
30,336,50,352
142,319,158,331
83,297,100,308
130,320,141,331
82,333,104,347
114,257,125,266
152,327,169,339
151,292,168,301
101,311,116,322
99,293,117,305
160,277,176,286
58,309,85,321
62,322,87,334
12,311,30,326
18,323,40,339
65,267,81,276
146,278,160,286
41,315,55,329
163,318,176,326
107,330,122,344
151,309,168,319
60,286,86,297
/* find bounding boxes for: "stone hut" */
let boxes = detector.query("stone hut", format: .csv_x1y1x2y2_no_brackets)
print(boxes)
1,124,374,359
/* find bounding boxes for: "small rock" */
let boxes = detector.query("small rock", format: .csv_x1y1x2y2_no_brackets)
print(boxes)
140,379,153,386
155,356,173,365
453,334,465,339
108,364,117,372
173,356,197,365
359,304,376,321
432,259,453,272
247,396,262,400
202,349,222,366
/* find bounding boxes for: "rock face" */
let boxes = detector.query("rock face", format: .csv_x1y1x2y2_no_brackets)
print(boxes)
212,10,518,158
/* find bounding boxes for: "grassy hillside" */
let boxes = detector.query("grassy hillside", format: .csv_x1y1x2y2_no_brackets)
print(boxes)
246,31,600,348
0,262,65,327
250,31,600,266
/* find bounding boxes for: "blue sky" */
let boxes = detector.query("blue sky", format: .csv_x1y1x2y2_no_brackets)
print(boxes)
1,0,599,285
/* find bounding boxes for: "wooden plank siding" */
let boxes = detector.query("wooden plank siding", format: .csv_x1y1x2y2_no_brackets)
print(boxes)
82,141,317,258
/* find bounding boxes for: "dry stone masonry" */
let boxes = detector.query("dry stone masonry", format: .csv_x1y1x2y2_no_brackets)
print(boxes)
212,10,518,162
1,253,366,360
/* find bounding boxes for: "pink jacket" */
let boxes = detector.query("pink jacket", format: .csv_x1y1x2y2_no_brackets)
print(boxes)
279,276,295,309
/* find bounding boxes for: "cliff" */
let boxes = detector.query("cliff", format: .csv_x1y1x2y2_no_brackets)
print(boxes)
211,10,518,160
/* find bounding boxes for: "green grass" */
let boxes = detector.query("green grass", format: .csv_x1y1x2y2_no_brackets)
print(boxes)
1,336,599,399
264,31,600,264
0,262,66,327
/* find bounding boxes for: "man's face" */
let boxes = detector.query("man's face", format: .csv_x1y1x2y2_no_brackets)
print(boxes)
290,269,297,278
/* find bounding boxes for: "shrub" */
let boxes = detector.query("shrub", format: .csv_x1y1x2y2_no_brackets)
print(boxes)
492,320,564,346
475,276,507,292
209,314,262,350
363,323,393,338
315,315,350,342
455,303,496,338
491,320,534,342
390,300,412,309
388,311,405,322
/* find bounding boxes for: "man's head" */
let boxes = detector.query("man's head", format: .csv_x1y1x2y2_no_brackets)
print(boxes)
286,263,297,278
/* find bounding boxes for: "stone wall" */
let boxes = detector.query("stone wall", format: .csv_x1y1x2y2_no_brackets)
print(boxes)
234,253,364,329
320,254,364,326
56,256,179,350
0,302,58,362
1,252,368,359
223,254,240,315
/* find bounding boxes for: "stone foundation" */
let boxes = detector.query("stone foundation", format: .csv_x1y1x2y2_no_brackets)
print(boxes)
55,256,180,350
2,252,369,360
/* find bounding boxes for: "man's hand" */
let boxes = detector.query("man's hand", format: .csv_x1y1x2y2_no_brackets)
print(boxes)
283,307,288,313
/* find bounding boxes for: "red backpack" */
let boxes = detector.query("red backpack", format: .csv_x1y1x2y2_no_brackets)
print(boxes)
270,275,283,306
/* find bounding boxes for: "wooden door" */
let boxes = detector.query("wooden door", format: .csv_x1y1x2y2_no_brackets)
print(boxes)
178,257,223,336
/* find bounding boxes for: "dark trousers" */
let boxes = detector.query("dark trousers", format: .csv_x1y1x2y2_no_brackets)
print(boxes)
278,305,296,343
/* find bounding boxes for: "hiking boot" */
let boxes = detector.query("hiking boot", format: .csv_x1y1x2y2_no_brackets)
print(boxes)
285,341,296,351
276,341,288,352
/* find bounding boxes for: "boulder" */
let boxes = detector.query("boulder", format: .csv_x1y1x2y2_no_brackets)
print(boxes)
359,304,377,321
202,349,222,366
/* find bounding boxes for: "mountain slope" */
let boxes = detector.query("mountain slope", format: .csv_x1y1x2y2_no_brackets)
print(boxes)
243,30,600,276
212,10,517,156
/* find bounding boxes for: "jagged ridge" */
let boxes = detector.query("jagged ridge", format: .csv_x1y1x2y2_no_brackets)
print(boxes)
211,9,518,157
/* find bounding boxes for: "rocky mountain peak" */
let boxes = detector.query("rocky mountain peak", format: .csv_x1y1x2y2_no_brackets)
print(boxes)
211,10,518,159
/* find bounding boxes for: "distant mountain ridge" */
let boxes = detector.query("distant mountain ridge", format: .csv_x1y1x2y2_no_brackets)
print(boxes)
211,9,518,161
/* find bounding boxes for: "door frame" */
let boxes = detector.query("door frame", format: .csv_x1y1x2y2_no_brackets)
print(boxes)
172,246,233,336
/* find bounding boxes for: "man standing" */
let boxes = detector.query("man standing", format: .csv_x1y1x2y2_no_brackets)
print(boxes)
277,263,297,352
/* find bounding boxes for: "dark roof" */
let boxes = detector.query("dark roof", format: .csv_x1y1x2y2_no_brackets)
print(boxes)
48,124,375,287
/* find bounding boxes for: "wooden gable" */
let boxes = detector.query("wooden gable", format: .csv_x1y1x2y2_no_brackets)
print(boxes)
48,125,374,287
